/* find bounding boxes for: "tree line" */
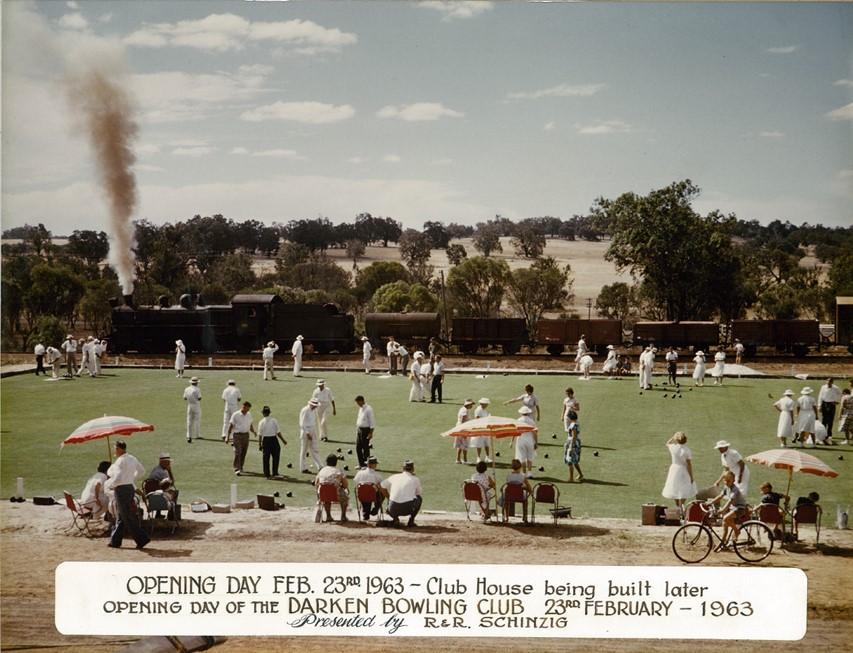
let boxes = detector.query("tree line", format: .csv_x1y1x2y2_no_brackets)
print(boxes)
2,180,851,351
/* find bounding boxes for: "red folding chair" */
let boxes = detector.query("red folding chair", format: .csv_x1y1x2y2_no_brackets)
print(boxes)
357,483,384,522
792,504,822,545
63,491,97,536
756,503,786,542
501,483,528,524
531,482,568,525
685,500,707,524
463,481,490,521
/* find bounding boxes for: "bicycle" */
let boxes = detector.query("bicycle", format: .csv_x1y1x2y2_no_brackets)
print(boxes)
672,502,775,563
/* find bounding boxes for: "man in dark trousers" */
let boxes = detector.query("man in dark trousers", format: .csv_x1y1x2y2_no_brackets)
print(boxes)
105,440,149,550
429,354,445,403
354,395,375,468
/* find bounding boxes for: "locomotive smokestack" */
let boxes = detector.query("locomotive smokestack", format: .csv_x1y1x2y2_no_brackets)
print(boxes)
123,294,134,309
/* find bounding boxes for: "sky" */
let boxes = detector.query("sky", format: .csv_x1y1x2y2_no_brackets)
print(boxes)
2,0,852,235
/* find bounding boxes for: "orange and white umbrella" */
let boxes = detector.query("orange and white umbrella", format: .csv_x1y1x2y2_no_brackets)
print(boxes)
746,448,838,497
441,415,537,440
61,415,155,460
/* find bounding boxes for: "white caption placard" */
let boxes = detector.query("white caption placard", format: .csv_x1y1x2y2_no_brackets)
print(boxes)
56,563,806,640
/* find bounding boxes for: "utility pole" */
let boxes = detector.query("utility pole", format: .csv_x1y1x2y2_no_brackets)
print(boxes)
439,270,449,341
586,298,593,320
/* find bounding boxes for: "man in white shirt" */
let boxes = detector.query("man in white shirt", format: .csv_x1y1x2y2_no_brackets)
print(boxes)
299,399,322,473
46,346,62,378
386,336,398,376
734,340,745,365
315,453,349,522
105,440,149,549
183,377,202,443
291,335,304,377
409,353,426,402
429,354,445,403
355,395,376,468
257,405,286,479
34,342,46,376
61,334,78,377
381,459,423,528
353,456,384,521
665,347,678,385
262,341,279,381
221,379,242,441
312,379,336,441
94,339,107,376
80,336,97,377
818,378,842,442
227,401,256,475
361,336,372,374
714,440,750,497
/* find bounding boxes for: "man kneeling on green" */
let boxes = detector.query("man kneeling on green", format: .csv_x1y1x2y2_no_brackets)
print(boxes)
381,459,423,527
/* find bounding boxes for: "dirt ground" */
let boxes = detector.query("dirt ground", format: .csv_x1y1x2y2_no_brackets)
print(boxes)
2,501,851,653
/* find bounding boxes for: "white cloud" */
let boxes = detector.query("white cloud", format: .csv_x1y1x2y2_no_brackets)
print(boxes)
419,1,494,21
135,144,161,155
376,102,464,122
136,164,165,172
826,102,853,121
58,13,88,30
544,121,556,131
766,45,798,54
431,158,454,166
231,147,250,155
171,146,217,157
833,79,853,88
67,1,79,8
252,149,304,160
507,83,605,101
575,120,632,135
348,156,367,164
240,101,354,124
123,14,357,54
837,169,853,179
131,68,274,123
759,131,785,139
383,154,402,163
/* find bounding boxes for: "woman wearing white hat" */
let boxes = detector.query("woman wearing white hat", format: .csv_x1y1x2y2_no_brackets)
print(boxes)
174,340,186,378
795,387,818,447
361,336,372,374
515,406,538,475
455,399,474,464
472,398,492,463
692,350,706,386
602,345,617,377
773,389,796,448
712,348,726,385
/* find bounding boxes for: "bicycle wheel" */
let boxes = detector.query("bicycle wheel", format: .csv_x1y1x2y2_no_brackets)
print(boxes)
733,521,774,563
672,523,712,563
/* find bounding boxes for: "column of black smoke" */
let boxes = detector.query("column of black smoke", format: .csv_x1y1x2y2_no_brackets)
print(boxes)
67,69,138,295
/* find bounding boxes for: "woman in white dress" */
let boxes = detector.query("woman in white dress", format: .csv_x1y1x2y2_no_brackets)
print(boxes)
472,398,492,463
661,431,697,515
795,387,818,446
579,354,594,380
773,389,795,448
174,340,186,378
692,351,706,386
561,387,580,429
602,345,617,376
712,349,726,385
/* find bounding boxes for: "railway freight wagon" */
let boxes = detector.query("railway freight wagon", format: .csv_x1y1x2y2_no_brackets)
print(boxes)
451,318,528,354
632,321,718,351
837,297,853,354
364,312,441,350
730,320,820,357
536,318,622,355
111,294,354,354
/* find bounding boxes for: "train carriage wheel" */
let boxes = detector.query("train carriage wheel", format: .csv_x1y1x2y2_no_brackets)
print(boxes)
546,345,564,356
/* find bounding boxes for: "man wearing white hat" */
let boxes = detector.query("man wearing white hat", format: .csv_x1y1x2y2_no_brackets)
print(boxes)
46,345,63,379
714,440,750,496
182,377,202,443
221,379,242,441
795,387,818,447
515,406,539,476
386,335,398,376
773,389,795,448
298,399,322,472
312,379,336,441
174,339,186,378
818,378,842,443
147,452,178,503
692,350,706,386
665,346,678,385
472,398,492,463
61,334,78,378
409,352,426,402
361,336,372,374
262,341,279,381
602,345,617,377
455,399,474,464
291,335,304,377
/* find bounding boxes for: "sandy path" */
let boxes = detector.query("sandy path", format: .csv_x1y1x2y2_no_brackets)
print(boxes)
2,502,852,653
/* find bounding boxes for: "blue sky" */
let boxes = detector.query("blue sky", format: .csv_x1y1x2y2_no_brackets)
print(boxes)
3,1,851,233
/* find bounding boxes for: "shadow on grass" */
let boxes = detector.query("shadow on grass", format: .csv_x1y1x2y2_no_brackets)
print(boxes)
574,478,630,487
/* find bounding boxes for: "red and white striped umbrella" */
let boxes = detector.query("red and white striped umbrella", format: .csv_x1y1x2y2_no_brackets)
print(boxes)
62,416,154,458
441,415,537,440
746,448,838,497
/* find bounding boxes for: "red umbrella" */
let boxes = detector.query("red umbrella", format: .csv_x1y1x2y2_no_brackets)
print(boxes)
61,415,155,459
746,448,838,498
